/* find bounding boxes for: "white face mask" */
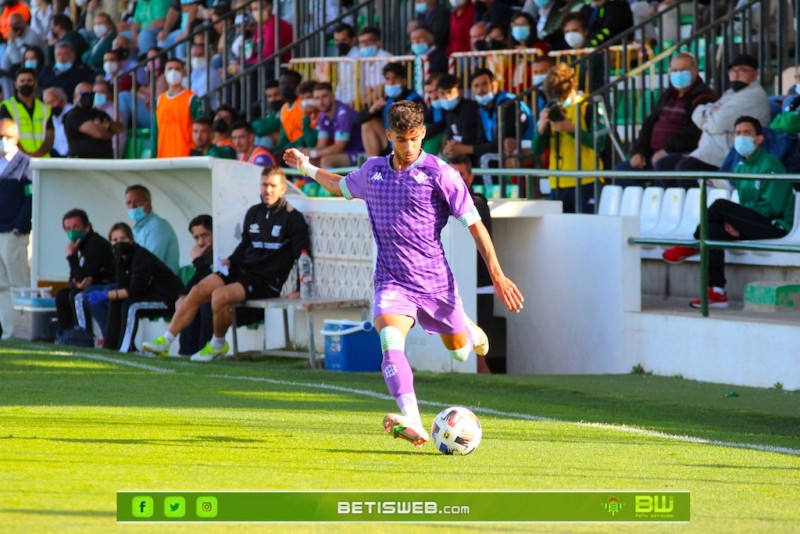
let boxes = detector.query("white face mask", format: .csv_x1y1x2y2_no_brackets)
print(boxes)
103,61,118,75
450,0,466,7
190,57,207,70
564,31,585,49
165,69,183,86
301,98,316,109
94,24,108,37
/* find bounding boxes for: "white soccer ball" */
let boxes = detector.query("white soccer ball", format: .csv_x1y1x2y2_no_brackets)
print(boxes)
431,406,482,455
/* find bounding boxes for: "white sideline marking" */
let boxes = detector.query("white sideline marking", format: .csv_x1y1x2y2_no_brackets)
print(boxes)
69,351,800,457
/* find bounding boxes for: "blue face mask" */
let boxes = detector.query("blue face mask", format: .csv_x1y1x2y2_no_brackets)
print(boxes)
93,93,107,107
534,0,550,7
24,60,37,69
411,42,429,56
439,97,459,111
733,135,756,157
431,99,443,109
511,26,531,43
359,46,377,58
415,1,427,13
55,61,72,72
533,74,547,86
475,92,494,106
385,84,403,98
128,207,147,223
669,70,693,90
795,83,800,95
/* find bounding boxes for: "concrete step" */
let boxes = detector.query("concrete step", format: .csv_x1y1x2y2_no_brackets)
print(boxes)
744,281,800,312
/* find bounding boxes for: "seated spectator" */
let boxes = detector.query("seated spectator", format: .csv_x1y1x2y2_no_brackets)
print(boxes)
250,0,293,65
531,55,553,114
769,66,800,133
46,14,89,65
188,31,222,108
156,58,202,158
614,53,716,184
522,0,569,48
413,0,450,51
663,116,794,308
211,104,237,149
485,22,509,50
93,79,127,158
552,12,605,92
82,12,116,74
131,47,168,129
357,26,392,105
231,120,277,167
0,13,45,101
657,54,771,188
102,49,132,92
85,222,183,352
508,12,550,93
55,208,114,335
532,62,604,213
42,86,71,157
580,0,633,48
39,41,95,97
436,73,487,167
176,214,214,356
474,0,516,26
253,79,285,148
271,80,319,152
190,117,236,158
302,82,364,168
132,0,171,56
333,22,359,105
22,45,46,77
111,34,139,80
156,0,200,60
359,62,424,158
124,184,180,275
469,21,488,51
30,0,53,41
63,82,123,159
447,0,475,55
0,68,54,158
0,0,31,49
143,166,310,362
410,24,448,75
422,72,446,155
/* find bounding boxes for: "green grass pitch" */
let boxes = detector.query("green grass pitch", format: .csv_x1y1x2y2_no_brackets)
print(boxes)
1,341,798,533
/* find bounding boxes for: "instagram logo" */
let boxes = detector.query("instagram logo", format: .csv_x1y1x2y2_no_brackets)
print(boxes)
196,496,218,518
202,502,212,512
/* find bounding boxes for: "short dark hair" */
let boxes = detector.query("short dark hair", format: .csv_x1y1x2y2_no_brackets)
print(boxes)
561,12,588,31
412,23,434,38
470,68,494,84
448,154,473,174
215,104,239,121
297,80,316,95
15,67,37,81
734,115,763,136
383,62,407,79
387,101,425,132
265,79,280,89
62,208,90,228
532,55,554,66
437,73,461,92
193,116,213,127
125,184,151,201
230,120,253,134
313,81,333,93
188,214,212,233
52,14,73,32
279,68,302,86
103,49,120,60
108,221,134,242
333,23,355,38
262,165,287,184
359,25,380,39
165,58,185,69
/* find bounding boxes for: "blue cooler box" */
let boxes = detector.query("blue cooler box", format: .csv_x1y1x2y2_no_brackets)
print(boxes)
321,320,382,372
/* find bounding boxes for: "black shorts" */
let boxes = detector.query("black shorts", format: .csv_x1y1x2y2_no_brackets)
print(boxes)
217,269,281,300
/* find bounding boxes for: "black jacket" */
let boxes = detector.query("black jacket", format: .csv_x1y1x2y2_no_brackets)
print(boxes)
115,244,183,305
581,0,634,47
633,78,717,158
67,231,114,286
443,98,488,166
179,253,213,296
0,150,32,233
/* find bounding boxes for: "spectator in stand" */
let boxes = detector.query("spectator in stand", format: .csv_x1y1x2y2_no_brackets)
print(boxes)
270,80,319,152
190,117,236,158
82,12,116,74
522,0,570,49
0,118,32,340
92,79,127,157
357,26,392,104
769,67,800,134
132,0,171,57
274,69,304,149
250,0,293,65
531,55,552,115
85,221,183,352
30,0,52,39
0,0,31,61
42,86,71,157
39,41,95,97
474,0,516,26
156,58,202,158
156,0,201,60
410,24,448,75
437,73,486,167
469,21,488,51
175,214,214,356
657,54,771,188
359,62,424,158
552,12,604,92
448,0,476,55
55,208,114,334
302,82,364,168
333,22,359,105
22,45,46,78
102,49,132,92
413,0,449,50
0,13,45,101
253,79,283,148
63,81,124,159
580,0,633,48
509,12,550,93
111,35,139,81
333,22,358,58
615,53,716,184
134,48,168,127
124,184,180,275
143,166,310,362
47,14,89,65
532,62,603,213
232,120,277,168
0,68,54,158
485,22,509,50
188,31,222,109
211,104,237,149
422,72,446,156
662,116,794,308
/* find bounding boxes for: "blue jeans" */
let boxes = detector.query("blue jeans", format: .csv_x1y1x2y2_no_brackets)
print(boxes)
158,29,186,60
138,29,160,55
118,91,152,128
613,158,653,187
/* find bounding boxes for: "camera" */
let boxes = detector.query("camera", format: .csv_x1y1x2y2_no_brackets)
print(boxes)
546,102,564,122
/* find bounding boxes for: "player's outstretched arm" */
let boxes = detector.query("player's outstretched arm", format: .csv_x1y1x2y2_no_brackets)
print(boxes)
283,148,344,196
468,221,525,313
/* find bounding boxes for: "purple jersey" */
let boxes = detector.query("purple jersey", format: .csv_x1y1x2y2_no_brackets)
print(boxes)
340,151,480,295
317,101,364,153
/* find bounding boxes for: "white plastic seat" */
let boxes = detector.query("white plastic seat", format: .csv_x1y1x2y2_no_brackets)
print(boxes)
620,186,643,216
639,186,664,233
598,185,623,215
748,193,800,256
645,187,686,238
730,189,739,203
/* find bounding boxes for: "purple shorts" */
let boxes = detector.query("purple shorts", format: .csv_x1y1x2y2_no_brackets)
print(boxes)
373,284,466,335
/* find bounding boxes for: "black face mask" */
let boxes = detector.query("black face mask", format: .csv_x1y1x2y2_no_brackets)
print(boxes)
270,100,284,112
51,106,63,117
113,47,129,60
474,41,489,52
18,85,34,97
280,87,296,102
730,80,749,92
336,42,351,57
489,39,507,51
113,242,133,260
79,91,94,108
212,118,228,133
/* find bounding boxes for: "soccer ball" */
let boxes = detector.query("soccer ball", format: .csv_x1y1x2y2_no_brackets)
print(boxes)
430,406,482,455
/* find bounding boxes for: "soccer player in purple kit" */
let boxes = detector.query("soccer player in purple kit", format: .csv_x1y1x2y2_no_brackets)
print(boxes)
284,101,524,448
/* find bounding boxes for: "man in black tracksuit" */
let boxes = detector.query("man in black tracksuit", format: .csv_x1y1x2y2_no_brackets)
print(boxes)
143,166,311,361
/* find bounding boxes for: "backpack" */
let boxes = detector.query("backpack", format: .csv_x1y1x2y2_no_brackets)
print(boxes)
55,327,95,348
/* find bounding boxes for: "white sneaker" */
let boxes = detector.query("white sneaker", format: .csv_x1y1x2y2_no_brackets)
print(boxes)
383,413,429,448
190,341,230,362
142,336,170,357
464,316,489,357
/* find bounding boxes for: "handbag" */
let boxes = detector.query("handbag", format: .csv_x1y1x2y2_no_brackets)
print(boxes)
55,327,96,348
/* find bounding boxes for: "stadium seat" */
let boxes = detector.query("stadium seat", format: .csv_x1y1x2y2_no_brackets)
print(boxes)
667,188,730,241
598,185,623,215
639,187,664,233
620,186,643,216
644,187,686,240
748,193,800,257
731,190,740,203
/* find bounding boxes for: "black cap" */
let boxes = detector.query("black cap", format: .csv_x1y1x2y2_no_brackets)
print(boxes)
730,54,758,70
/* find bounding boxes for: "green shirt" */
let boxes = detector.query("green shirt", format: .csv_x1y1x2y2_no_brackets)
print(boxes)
252,111,281,137
133,0,171,27
206,144,236,159
734,147,794,231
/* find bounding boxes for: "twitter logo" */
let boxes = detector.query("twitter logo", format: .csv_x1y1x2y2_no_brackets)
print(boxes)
164,496,186,518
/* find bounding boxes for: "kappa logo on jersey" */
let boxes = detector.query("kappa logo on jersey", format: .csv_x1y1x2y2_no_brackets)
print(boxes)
249,223,260,233
370,171,383,181
271,225,282,237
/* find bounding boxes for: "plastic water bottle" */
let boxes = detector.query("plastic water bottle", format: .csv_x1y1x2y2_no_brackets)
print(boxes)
299,249,314,299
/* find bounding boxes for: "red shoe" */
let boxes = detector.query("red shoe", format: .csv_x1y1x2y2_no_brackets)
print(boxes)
690,288,728,308
663,246,700,264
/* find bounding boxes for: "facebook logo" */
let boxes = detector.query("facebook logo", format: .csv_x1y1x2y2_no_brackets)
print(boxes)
132,496,154,518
